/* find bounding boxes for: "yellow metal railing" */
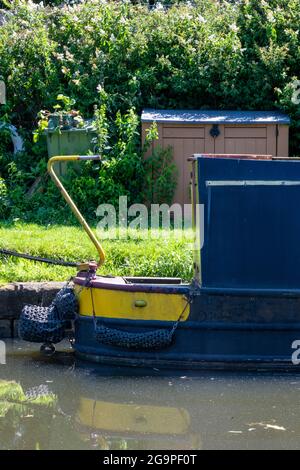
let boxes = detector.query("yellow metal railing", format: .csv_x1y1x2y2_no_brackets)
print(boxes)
47,155,105,268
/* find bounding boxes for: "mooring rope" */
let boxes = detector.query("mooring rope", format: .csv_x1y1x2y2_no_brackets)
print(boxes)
0,248,78,267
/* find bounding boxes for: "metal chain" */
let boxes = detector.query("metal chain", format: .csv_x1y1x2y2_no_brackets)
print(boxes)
170,295,193,336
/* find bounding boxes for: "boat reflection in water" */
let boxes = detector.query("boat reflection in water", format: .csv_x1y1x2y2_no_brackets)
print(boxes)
0,379,199,450
75,397,200,450
0,345,201,450
2,341,300,450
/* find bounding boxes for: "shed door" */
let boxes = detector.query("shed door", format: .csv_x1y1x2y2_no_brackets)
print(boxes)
162,126,205,205
222,125,271,155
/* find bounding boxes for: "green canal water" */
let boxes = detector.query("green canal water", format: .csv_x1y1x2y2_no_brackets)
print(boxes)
1,340,300,450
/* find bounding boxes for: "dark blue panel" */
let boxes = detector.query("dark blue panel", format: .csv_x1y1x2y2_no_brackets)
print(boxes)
197,157,300,289
75,315,300,368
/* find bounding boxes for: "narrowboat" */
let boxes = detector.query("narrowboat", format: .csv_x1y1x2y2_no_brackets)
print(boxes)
19,153,300,369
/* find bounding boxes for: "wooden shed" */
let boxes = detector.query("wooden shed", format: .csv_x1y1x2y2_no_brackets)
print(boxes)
141,109,290,206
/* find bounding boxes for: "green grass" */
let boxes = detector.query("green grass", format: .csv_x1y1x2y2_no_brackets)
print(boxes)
0,222,194,283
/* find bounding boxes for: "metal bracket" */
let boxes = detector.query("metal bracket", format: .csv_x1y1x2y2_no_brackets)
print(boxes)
210,124,220,138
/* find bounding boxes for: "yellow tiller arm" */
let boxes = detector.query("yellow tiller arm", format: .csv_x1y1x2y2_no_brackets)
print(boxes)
47,155,105,268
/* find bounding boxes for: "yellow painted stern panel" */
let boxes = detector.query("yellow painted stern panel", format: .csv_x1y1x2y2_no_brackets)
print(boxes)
75,286,190,322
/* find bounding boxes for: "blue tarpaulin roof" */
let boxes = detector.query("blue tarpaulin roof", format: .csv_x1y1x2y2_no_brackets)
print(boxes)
141,109,290,125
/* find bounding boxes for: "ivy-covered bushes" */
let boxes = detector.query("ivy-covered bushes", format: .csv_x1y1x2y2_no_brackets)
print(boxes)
1,0,300,222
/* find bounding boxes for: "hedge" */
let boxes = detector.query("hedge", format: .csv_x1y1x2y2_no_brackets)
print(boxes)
0,0,300,221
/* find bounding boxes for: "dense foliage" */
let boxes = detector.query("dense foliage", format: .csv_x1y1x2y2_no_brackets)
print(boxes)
1,0,300,222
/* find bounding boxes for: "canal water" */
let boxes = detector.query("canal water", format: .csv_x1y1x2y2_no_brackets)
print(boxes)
1,340,300,450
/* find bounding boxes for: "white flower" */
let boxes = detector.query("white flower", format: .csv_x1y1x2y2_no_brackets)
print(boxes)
198,15,207,24
229,24,239,33
155,2,164,11
182,13,193,20
54,53,64,61
65,50,75,62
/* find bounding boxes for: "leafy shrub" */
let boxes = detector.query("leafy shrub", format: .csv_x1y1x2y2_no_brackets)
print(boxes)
1,0,300,222
0,176,9,218
144,145,177,206
1,1,298,129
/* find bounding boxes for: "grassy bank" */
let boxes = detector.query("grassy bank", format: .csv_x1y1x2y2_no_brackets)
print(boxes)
0,223,193,283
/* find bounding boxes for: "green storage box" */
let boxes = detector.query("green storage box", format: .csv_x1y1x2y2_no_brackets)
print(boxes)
45,119,97,175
